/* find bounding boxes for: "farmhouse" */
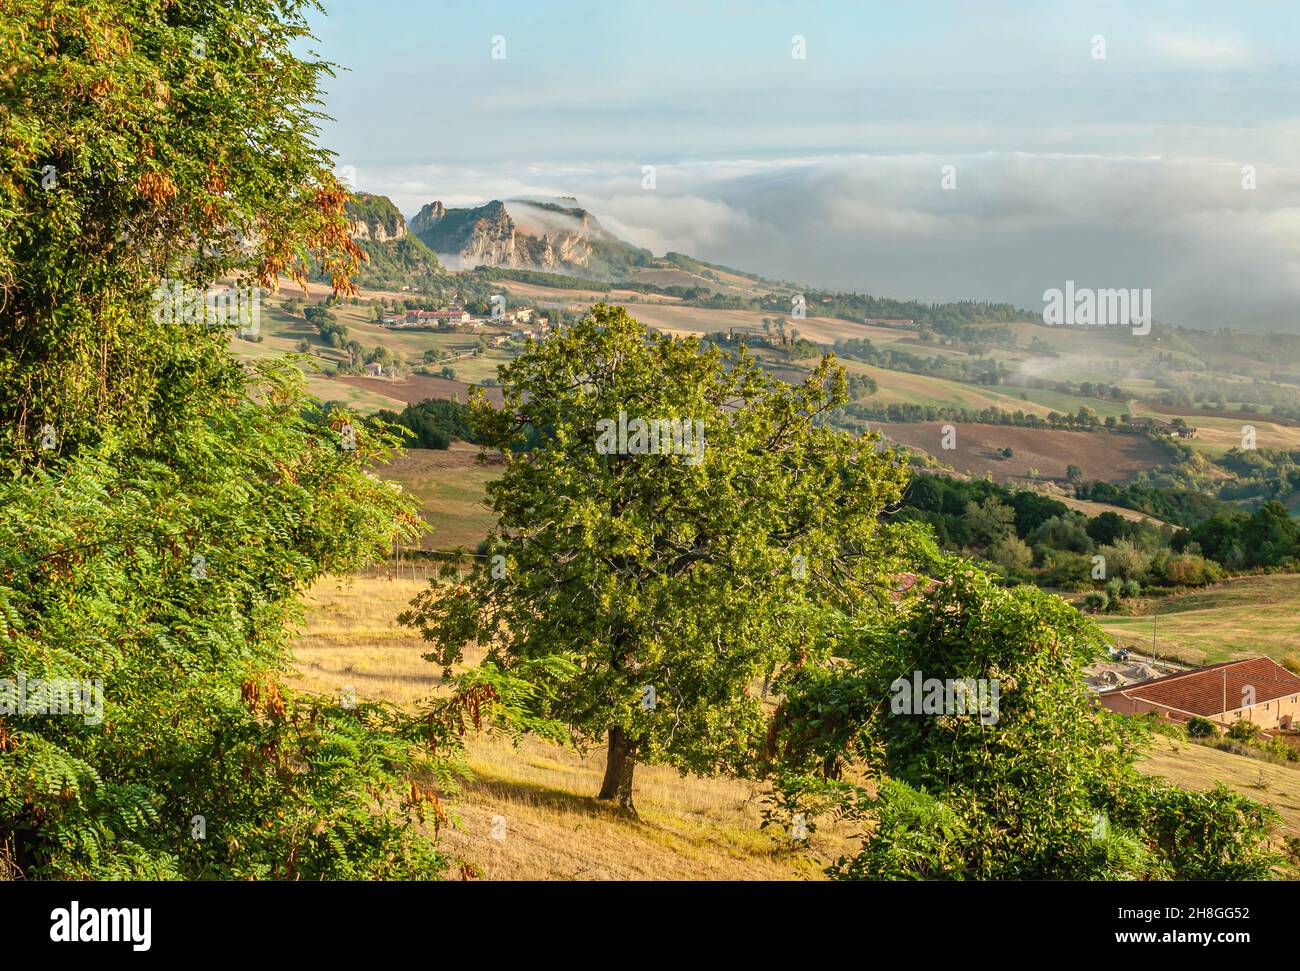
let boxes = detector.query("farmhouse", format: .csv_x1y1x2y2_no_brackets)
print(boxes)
364,362,383,377
1126,416,1198,439
1098,656,1300,731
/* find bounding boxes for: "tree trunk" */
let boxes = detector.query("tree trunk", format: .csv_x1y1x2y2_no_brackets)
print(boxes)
596,726,638,816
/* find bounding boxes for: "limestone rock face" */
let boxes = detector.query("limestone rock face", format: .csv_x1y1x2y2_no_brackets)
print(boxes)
345,193,408,241
412,198,650,278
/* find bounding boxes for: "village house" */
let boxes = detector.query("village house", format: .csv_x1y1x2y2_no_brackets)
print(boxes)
1098,656,1300,732
364,362,383,377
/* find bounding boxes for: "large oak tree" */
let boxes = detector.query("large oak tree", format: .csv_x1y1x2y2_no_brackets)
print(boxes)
402,305,913,813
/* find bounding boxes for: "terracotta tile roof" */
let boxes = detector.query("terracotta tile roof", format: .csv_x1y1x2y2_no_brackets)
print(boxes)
889,572,940,605
1101,657,1300,717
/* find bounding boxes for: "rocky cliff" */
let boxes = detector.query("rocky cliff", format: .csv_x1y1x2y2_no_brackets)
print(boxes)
341,192,443,288
345,193,408,242
412,198,651,279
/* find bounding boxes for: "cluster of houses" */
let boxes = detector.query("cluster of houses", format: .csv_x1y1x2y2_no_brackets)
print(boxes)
379,304,551,340
357,304,555,378
1126,415,1198,439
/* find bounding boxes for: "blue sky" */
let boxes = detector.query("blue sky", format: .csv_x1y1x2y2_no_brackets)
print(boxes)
306,1,1300,329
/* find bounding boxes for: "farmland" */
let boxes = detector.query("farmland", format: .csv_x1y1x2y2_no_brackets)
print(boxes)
376,445,500,550
876,422,1171,484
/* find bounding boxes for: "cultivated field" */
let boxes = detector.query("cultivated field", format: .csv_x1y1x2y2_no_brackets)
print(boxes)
1131,403,1300,457
335,373,504,408
1096,574,1300,665
876,422,1171,484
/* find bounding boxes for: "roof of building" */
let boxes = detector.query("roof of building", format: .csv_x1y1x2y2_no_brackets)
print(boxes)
1099,657,1300,717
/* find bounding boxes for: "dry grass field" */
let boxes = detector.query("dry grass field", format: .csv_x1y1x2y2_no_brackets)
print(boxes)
335,372,505,408
1137,735,1300,838
290,574,850,880
292,573,1300,876
1096,574,1300,665
376,445,500,550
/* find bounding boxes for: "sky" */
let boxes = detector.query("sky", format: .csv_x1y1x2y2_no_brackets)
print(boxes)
305,1,1300,330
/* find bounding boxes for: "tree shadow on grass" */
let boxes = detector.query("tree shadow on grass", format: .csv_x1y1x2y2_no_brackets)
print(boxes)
456,774,646,825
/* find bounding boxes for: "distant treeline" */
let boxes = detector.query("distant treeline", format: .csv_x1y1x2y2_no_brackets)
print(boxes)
834,337,1012,385
1073,481,1233,528
470,266,709,301
1172,500,1300,569
896,474,1232,602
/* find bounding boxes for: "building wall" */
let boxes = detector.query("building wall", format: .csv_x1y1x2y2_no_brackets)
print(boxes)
1100,688,1300,730
1230,691,1300,730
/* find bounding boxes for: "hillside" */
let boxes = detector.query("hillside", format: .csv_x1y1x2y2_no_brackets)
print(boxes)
876,422,1171,485
1096,574,1300,665
291,575,847,879
343,192,445,290
289,574,1300,877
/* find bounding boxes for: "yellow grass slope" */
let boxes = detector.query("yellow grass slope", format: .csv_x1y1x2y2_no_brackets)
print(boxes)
291,575,846,880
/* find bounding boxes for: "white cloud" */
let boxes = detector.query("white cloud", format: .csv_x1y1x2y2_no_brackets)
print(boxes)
1152,33,1252,67
356,152,1300,331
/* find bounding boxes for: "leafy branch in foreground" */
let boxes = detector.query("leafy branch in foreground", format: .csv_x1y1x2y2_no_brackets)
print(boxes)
0,0,484,879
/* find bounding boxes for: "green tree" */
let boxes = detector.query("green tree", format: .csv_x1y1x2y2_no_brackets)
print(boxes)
1242,501,1298,567
963,496,1015,548
768,561,1279,879
0,0,527,879
400,305,913,813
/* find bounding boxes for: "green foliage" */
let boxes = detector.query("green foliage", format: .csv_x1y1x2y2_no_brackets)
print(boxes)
374,398,477,450
1174,501,1299,569
767,560,1280,879
1186,716,1218,738
0,0,497,879
1227,719,1261,742
400,305,915,809
1083,590,1110,613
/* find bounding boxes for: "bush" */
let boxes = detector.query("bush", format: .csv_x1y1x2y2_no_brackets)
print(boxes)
1227,720,1261,742
1186,716,1218,738
1083,591,1110,613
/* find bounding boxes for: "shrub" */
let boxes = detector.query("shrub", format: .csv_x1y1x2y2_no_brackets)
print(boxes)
1186,716,1218,738
1083,591,1110,613
1227,720,1261,742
